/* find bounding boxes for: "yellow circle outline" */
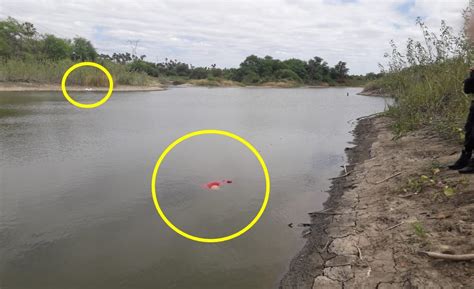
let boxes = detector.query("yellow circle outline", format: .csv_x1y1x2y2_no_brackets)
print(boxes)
151,130,271,243
61,62,114,109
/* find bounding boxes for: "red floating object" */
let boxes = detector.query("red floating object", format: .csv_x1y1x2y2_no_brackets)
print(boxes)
204,180,233,190
206,181,221,190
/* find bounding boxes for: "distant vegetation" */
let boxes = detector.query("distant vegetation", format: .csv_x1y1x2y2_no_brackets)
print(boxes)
0,17,152,86
0,16,378,88
125,54,379,87
365,4,473,139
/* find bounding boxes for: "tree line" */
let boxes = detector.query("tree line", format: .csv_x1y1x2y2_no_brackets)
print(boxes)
0,17,98,61
0,17,380,85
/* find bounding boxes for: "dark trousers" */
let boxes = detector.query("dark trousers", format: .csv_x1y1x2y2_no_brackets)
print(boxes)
465,100,474,152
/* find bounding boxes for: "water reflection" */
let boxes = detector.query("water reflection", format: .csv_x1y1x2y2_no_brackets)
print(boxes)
0,87,389,289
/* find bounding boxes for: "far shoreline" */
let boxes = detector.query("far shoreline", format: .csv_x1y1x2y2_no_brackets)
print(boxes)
0,81,364,92
0,82,165,92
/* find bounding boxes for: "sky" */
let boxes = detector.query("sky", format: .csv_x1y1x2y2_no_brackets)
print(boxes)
0,0,469,74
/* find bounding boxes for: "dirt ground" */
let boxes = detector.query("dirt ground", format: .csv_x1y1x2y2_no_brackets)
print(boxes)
280,116,474,289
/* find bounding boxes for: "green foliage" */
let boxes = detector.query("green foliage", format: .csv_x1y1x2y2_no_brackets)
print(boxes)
0,17,38,59
412,221,427,238
0,58,72,83
402,167,466,203
42,34,72,60
71,37,97,61
231,54,352,85
129,59,159,77
334,61,349,80
0,58,151,86
0,16,376,88
307,56,330,82
0,17,151,86
189,67,208,79
242,70,260,84
282,58,307,80
369,14,473,138
274,69,302,82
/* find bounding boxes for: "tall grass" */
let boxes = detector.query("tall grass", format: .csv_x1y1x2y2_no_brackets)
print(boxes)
377,58,470,136
368,11,473,139
0,58,153,86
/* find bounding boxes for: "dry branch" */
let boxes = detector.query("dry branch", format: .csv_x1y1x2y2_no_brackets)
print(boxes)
321,240,330,252
418,251,474,261
329,171,353,180
385,222,404,231
374,172,402,184
355,245,363,260
308,211,344,216
356,112,383,121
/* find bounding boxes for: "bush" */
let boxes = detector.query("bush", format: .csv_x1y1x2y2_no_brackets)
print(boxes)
370,15,472,138
0,58,151,86
189,67,208,79
274,69,303,82
242,70,260,84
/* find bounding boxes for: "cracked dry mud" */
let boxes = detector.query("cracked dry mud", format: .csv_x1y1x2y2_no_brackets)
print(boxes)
280,116,474,289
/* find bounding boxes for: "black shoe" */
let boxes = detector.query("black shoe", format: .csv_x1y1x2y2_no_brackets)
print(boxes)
459,159,474,174
449,150,472,170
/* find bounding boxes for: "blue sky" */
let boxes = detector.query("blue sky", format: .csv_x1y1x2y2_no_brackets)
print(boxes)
397,0,416,14
0,0,468,74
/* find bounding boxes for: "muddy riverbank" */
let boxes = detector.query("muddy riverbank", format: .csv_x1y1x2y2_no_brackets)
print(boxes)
281,116,474,289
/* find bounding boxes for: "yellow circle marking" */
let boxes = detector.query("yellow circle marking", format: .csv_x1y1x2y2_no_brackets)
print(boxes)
151,130,271,243
61,61,114,109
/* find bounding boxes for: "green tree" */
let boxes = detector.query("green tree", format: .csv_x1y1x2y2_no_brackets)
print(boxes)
42,34,71,60
240,55,260,73
307,56,330,82
260,56,276,79
112,52,132,64
0,17,38,58
175,62,190,76
274,69,302,82
282,58,308,81
238,55,279,82
334,61,349,79
71,37,97,61
190,67,208,79
242,70,260,84
129,59,159,77
210,64,223,77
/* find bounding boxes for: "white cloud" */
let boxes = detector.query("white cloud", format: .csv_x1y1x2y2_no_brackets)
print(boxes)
0,0,469,74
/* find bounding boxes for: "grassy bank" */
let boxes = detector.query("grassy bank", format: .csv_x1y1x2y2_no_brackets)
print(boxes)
366,58,470,138
159,74,366,88
363,15,473,140
0,59,154,86
0,60,366,89
0,57,368,89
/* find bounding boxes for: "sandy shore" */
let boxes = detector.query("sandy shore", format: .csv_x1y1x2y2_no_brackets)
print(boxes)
0,82,165,92
0,81,358,91
280,116,474,288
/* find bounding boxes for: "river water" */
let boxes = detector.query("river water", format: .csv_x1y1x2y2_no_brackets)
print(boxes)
0,87,389,289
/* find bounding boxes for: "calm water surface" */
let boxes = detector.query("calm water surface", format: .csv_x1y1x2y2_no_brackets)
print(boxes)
0,87,389,289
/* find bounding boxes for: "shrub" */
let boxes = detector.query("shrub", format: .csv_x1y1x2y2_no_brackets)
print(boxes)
370,14,473,138
274,69,303,83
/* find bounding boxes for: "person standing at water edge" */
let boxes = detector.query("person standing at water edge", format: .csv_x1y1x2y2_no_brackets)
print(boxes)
449,67,474,173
